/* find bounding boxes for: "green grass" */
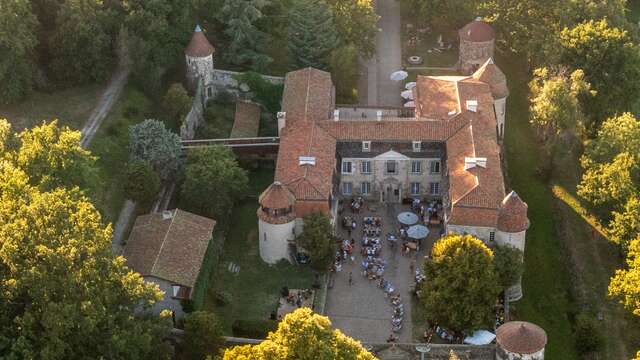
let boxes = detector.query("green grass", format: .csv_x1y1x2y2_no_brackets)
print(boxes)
0,84,103,131
88,84,153,224
401,26,458,68
498,54,579,359
196,101,236,139
628,0,640,23
202,168,315,334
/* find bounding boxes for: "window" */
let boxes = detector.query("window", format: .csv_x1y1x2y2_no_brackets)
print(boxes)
411,182,421,195
430,160,441,174
412,141,422,152
429,182,440,195
342,161,353,174
342,182,353,195
361,182,371,195
362,141,371,152
361,161,372,174
207,87,213,98
489,231,495,242
411,161,422,174
386,161,397,174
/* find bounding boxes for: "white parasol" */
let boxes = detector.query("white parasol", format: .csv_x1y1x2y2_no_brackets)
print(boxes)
390,70,409,81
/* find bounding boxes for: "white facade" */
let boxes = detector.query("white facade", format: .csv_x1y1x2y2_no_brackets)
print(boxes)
494,97,507,140
496,348,544,360
497,229,526,301
446,224,497,244
258,218,295,264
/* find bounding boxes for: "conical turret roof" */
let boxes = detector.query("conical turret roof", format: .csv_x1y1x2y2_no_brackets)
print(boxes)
185,25,215,58
496,321,547,354
259,181,296,209
459,17,495,42
497,191,529,233
473,58,509,99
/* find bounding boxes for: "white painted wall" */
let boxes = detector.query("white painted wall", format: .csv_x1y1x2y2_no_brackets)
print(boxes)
259,218,295,264
496,230,526,253
446,224,496,244
496,347,544,360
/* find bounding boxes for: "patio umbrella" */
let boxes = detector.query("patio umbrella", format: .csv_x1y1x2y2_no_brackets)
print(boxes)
407,224,429,239
397,212,419,225
401,90,414,100
405,82,417,90
390,70,408,81
404,101,416,108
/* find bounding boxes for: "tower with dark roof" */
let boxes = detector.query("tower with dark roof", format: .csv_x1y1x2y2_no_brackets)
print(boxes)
185,25,215,95
458,17,496,74
496,321,547,359
496,191,530,301
257,181,297,264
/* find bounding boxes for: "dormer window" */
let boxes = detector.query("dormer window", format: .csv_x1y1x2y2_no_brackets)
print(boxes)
362,141,371,152
412,141,421,152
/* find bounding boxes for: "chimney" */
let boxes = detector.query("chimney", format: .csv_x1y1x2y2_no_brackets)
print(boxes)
162,210,174,220
376,110,383,121
466,100,478,113
333,109,340,121
277,112,286,135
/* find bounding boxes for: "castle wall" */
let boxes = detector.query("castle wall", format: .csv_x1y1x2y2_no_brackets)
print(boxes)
459,39,495,74
496,347,544,360
186,54,214,85
446,224,497,244
259,218,295,264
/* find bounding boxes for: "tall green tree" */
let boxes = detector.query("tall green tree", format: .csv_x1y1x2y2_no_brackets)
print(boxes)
329,44,360,103
162,83,192,128
0,0,39,104
288,0,339,70
608,197,640,251
0,163,171,359
223,308,376,360
493,245,524,289
129,119,182,181
298,212,335,273
219,0,273,71
180,145,248,219
48,0,115,85
420,234,500,333
559,19,640,127
609,236,640,317
183,311,224,360
402,0,476,32
124,160,161,206
325,0,378,58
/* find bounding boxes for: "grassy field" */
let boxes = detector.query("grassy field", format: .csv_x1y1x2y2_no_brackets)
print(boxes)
202,168,315,334
629,0,640,23
0,84,103,131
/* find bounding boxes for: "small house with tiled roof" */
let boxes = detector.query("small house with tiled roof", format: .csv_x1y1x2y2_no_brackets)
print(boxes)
458,17,496,74
123,209,215,317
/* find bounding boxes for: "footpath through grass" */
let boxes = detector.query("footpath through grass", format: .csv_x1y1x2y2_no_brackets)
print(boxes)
498,55,578,359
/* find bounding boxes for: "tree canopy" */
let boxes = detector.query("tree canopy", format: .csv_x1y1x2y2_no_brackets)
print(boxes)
162,83,192,128
128,119,182,181
325,0,378,58
493,245,524,289
288,0,339,70
223,308,375,360
609,237,640,317
420,234,500,333
183,311,224,360
124,160,161,206
180,145,249,219
298,212,336,273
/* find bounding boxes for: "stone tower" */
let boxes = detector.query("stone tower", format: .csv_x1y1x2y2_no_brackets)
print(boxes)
257,181,297,264
496,321,547,360
496,191,529,301
184,25,215,91
458,17,496,74
472,58,509,140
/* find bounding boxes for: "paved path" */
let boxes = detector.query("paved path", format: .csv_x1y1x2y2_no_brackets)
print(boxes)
325,203,440,343
80,68,129,148
361,0,403,107
111,200,136,255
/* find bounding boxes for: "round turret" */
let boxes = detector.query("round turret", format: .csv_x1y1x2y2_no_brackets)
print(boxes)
496,321,547,360
496,191,529,301
185,25,215,88
258,182,297,264
458,17,496,74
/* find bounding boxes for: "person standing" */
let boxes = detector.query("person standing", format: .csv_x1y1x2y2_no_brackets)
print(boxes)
348,271,353,286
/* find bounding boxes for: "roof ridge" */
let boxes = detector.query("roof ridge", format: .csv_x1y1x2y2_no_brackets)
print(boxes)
150,210,176,276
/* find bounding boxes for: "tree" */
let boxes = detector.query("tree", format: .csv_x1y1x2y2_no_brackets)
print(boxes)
559,19,640,127
129,119,182,181
48,0,115,85
609,236,640,316
288,0,339,71
162,83,192,127
574,313,604,355
420,234,500,333
402,0,476,32
449,351,461,360
0,164,171,359
183,311,224,360
124,160,160,206
0,0,39,104
15,120,97,191
219,0,273,71
298,212,335,273
325,0,378,58
223,308,375,360
493,245,524,289
180,145,248,219
608,197,640,251
329,44,360,103
529,67,592,140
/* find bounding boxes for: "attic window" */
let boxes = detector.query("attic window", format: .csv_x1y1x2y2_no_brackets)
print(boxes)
464,157,487,170
466,100,478,113
362,141,371,152
299,156,316,166
412,141,422,152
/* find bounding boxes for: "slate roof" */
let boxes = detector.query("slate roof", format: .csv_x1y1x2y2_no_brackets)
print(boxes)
185,25,215,57
496,321,547,354
459,19,495,42
123,209,215,287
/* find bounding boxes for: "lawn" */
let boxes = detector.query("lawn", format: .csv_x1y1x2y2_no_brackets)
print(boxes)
88,84,154,224
628,0,640,23
0,84,103,131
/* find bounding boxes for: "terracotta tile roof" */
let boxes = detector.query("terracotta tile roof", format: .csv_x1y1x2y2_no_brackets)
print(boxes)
281,68,334,125
319,119,449,141
497,191,530,232
473,58,509,98
123,209,215,288
231,101,261,138
185,25,215,57
496,321,547,354
259,181,296,209
459,19,495,42
414,77,462,118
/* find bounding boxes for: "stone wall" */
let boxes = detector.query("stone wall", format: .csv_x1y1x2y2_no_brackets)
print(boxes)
368,343,496,360
180,79,206,140
459,39,495,74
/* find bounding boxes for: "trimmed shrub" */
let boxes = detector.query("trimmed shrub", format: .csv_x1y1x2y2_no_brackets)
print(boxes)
574,314,604,354
231,319,278,339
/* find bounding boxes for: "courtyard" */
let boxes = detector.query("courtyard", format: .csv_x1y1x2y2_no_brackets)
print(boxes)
324,199,442,343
